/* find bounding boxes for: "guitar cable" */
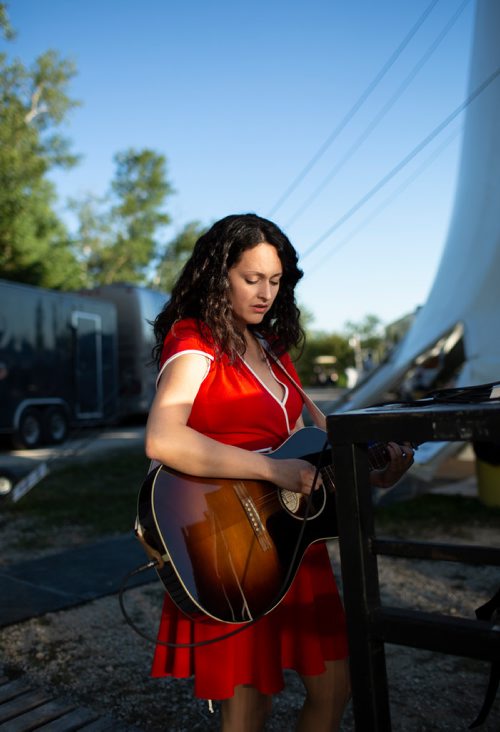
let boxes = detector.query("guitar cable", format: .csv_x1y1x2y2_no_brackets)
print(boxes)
118,438,330,649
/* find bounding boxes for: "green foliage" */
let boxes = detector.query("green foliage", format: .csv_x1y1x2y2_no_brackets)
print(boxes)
293,311,398,386
0,2,15,40
155,220,207,291
0,7,173,290
344,313,383,343
294,331,353,386
0,7,83,288
375,493,500,532
71,149,174,286
339,313,389,375
0,176,83,288
4,449,149,538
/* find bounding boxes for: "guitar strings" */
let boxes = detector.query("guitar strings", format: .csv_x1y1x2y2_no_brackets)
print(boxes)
120,441,330,649
252,467,331,510
250,444,390,514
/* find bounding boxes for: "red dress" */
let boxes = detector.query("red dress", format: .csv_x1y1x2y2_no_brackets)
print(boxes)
151,319,348,699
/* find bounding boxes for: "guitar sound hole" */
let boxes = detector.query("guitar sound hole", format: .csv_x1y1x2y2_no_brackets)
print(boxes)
278,487,326,520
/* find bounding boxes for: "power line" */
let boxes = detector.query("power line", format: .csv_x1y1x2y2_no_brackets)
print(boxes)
300,64,500,261
267,0,441,218
285,0,472,229
304,124,463,277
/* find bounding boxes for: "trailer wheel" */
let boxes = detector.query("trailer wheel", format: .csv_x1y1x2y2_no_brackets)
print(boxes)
43,406,69,444
0,470,15,497
12,407,43,449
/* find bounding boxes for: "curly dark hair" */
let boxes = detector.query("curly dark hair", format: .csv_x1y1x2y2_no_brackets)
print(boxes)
152,213,304,367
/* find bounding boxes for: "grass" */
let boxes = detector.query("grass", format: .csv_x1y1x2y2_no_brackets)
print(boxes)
4,449,500,543
375,492,500,533
3,448,150,537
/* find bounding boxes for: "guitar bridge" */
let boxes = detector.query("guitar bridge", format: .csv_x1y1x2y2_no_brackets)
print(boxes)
233,481,272,551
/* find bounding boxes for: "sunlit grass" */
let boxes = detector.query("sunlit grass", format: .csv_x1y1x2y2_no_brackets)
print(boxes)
4,449,150,536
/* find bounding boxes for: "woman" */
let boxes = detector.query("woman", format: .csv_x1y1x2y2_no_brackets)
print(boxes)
145,213,413,731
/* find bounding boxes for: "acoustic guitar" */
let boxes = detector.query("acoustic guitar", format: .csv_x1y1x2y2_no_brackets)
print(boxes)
136,426,389,623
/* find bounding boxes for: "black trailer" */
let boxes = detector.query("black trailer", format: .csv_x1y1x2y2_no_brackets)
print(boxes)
81,283,168,418
0,279,118,448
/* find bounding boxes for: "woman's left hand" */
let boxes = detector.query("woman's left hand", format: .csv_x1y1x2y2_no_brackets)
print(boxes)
370,441,414,489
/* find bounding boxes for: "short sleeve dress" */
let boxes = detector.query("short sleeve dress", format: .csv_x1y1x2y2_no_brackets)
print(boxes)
150,318,348,700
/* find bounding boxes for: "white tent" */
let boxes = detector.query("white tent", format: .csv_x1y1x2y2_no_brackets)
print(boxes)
334,0,500,476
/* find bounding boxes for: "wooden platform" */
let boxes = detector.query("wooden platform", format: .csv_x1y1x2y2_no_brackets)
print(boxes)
0,666,142,732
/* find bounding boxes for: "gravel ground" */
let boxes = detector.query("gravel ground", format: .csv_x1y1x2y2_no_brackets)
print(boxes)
1,526,499,731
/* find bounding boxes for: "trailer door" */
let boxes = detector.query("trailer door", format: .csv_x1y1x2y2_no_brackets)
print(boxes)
72,311,104,418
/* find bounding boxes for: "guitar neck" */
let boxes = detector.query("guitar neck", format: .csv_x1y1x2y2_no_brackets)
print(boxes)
320,441,390,492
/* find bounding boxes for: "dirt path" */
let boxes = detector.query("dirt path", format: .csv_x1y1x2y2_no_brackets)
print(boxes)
1,527,498,732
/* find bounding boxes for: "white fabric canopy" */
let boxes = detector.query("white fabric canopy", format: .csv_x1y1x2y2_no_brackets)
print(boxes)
335,0,500,474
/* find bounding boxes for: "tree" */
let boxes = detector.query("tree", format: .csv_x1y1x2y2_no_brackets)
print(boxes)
0,4,82,288
343,314,384,343
294,331,352,387
343,313,385,365
72,149,173,286
0,2,14,40
68,193,113,286
155,220,206,291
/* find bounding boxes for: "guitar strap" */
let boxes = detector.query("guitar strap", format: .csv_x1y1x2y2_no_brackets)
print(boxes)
256,336,327,430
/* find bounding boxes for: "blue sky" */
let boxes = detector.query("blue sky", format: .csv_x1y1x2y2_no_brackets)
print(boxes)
7,0,476,332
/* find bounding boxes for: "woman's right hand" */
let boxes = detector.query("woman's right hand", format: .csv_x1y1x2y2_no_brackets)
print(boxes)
266,457,322,495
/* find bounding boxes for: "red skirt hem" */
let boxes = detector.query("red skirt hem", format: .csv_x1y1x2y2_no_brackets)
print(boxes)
151,543,349,700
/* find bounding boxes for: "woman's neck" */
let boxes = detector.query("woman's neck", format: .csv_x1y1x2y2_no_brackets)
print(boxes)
242,329,264,360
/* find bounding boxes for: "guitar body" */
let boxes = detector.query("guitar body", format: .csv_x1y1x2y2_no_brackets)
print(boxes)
137,427,338,624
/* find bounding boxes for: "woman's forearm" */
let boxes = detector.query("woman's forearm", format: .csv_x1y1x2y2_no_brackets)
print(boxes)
145,422,275,482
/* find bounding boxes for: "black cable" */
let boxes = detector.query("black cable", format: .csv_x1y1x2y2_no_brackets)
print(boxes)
428,381,500,403
267,0,441,217
300,63,500,261
305,124,462,276
119,441,329,648
119,562,267,649
284,0,471,229
371,381,500,409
